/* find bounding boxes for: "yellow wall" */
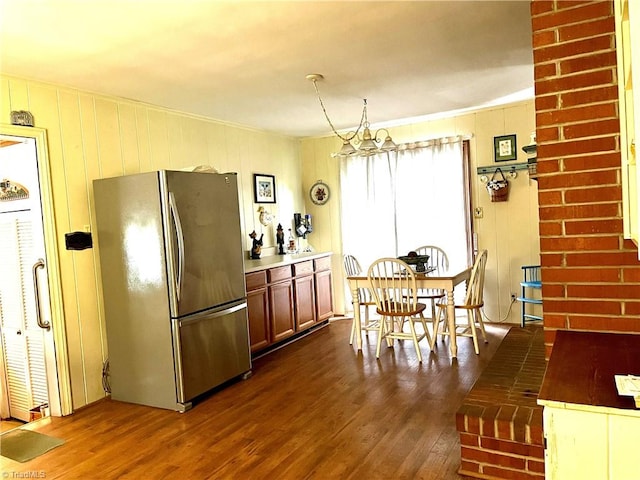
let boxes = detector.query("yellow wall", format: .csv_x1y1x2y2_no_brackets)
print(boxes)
300,100,540,324
1,74,304,409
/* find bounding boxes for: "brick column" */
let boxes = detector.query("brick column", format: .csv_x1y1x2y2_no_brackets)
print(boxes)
531,0,640,357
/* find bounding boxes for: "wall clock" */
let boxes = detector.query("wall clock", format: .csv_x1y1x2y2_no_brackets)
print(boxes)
309,180,330,205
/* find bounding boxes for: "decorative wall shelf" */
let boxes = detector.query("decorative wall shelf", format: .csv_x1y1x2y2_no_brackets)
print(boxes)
476,162,530,175
477,142,538,179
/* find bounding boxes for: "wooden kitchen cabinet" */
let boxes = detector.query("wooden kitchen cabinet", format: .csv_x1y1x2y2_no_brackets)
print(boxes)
245,266,295,351
267,266,295,342
314,257,334,322
245,271,269,353
245,253,333,356
293,261,316,331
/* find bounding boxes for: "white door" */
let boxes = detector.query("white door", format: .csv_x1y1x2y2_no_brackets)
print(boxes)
0,134,61,421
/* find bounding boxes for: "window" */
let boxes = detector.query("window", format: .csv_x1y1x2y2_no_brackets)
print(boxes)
340,138,472,271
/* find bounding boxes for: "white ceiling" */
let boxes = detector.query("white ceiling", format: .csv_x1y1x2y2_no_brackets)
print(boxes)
0,0,534,138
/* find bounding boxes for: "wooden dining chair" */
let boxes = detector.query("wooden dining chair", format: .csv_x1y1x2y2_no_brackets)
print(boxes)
343,254,378,345
434,249,488,354
413,245,449,321
367,258,432,362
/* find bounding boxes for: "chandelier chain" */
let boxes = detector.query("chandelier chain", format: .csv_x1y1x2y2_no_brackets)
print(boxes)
311,79,365,143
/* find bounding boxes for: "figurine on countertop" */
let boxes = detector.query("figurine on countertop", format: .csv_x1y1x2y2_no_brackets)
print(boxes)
249,230,264,259
287,228,297,253
276,223,285,255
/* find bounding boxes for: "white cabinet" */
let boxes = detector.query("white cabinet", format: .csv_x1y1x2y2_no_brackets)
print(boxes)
615,0,640,255
538,330,640,480
542,403,640,480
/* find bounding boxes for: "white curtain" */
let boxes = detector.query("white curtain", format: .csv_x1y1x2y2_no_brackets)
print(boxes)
340,137,471,273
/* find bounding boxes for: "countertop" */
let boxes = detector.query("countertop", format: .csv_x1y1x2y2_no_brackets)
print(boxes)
538,329,640,415
244,251,332,274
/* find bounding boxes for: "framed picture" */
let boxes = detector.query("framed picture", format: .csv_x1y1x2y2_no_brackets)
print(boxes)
494,134,517,162
253,173,276,203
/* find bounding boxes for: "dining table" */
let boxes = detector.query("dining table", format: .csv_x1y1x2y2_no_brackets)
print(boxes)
346,264,473,359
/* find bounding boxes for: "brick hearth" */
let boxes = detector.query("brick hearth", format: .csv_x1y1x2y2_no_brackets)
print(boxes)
456,325,546,480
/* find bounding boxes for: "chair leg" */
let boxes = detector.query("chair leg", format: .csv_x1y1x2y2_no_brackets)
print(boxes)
418,312,432,350
475,307,488,343
521,285,526,327
407,316,422,363
349,313,356,345
440,306,449,342
428,299,437,340
376,315,388,358
394,316,405,334
430,307,441,350
467,310,480,354
429,299,437,323
386,317,396,347
363,305,370,337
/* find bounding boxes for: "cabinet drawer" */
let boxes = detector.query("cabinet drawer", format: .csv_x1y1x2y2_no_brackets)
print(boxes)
245,271,267,290
293,260,314,276
314,256,332,272
268,265,292,283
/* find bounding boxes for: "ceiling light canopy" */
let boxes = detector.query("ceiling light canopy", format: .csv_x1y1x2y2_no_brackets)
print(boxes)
306,73,397,157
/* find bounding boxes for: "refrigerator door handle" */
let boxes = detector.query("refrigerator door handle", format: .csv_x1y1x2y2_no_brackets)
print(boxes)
178,301,247,327
169,191,185,301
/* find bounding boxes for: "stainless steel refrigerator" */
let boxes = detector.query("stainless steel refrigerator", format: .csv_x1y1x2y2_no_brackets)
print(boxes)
93,170,251,412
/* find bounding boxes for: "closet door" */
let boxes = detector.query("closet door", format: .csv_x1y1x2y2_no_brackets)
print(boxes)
0,214,48,421
0,127,67,419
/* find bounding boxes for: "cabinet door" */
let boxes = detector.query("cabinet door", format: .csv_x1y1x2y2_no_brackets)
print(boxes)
269,280,295,342
543,407,608,480
315,269,334,322
608,414,640,479
246,286,270,352
294,274,316,331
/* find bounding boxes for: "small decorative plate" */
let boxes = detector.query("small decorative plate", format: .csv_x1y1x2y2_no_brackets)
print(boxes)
310,180,330,205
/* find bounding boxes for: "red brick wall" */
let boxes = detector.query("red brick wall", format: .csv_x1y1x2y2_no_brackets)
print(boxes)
531,0,640,357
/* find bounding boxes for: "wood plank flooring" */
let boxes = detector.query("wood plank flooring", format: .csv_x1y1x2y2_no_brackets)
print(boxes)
0,418,24,433
0,319,509,479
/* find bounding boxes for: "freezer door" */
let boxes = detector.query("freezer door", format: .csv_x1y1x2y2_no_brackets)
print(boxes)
173,302,251,403
162,171,246,317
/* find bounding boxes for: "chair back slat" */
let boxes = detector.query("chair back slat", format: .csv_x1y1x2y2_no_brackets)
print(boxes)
522,265,541,283
343,254,372,304
343,254,362,277
464,250,488,307
367,258,420,315
414,245,449,271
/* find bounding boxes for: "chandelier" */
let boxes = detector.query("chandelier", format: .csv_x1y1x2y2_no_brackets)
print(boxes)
306,73,397,157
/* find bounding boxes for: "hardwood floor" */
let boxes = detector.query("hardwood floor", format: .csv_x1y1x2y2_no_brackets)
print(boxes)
0,418,24,433
0,319,509,479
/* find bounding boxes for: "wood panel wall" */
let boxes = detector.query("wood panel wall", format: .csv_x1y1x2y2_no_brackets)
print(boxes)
0,74,303,409
531,0,640,357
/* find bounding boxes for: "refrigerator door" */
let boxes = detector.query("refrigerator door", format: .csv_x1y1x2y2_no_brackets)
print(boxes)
94,172,179,411
173,300,251,405
162,171,246,318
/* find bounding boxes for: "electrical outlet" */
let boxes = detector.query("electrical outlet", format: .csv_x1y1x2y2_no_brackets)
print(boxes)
511,293,517,301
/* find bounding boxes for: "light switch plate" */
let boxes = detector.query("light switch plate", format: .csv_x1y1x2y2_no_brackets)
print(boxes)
473,207,483,219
